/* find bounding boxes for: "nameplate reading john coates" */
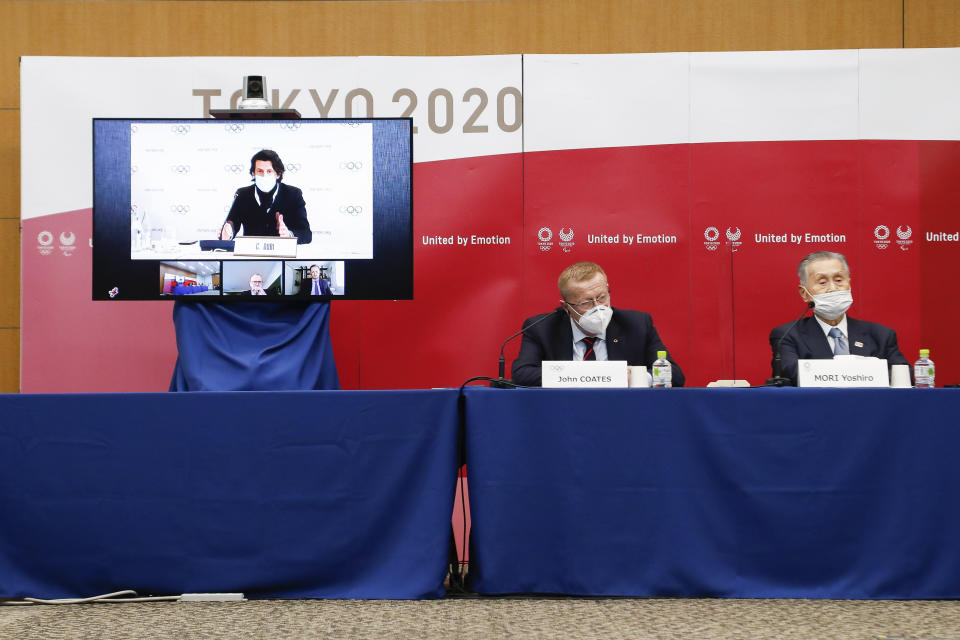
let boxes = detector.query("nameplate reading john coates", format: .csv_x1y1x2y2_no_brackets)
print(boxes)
797,356,890,388
541,360,629,388
233,235,298,258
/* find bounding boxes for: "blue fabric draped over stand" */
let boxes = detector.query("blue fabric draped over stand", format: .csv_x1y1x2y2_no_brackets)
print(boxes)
170,302,339,391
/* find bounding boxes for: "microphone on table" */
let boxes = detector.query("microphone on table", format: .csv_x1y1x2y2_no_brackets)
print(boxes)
766,300,815,387
490,306,563,388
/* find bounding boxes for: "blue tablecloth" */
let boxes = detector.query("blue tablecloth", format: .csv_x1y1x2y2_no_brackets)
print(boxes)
6,386,959,600
0,390,459,599
464,387,960,598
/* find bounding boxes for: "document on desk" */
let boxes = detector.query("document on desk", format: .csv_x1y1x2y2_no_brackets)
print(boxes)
798,356,890,388
541,360,628,388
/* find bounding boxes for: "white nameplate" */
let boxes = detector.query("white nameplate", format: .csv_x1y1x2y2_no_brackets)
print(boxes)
797,356,890,388
542,360,628,388
233,235,298,258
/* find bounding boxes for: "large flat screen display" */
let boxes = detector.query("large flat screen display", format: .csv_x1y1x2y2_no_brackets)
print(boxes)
93,118,412,300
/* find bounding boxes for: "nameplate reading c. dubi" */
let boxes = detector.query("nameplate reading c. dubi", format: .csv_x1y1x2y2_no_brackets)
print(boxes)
233,235,298,258
542,361,629,388
798,356,890,388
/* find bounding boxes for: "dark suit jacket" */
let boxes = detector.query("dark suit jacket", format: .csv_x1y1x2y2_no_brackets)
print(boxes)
769,315,908,385
298,278,332,296
223,183,312,244
511,308,685,387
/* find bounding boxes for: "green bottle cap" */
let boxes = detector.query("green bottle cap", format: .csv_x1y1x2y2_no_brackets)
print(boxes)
657,350,667,359
919,349,930,357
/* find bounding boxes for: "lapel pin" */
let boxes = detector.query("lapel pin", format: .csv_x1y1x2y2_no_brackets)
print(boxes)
613,338,619,343
854,341,863,348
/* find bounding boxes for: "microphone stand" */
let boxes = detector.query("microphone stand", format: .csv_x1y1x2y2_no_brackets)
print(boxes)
766,300,815,387
490,307,561,388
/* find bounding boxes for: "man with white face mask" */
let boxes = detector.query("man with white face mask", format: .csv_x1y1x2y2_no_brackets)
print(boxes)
219,149,313,244
769,250,908,385
511,261,684,387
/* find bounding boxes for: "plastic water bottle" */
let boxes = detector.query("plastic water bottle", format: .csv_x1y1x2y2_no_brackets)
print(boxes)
914,349,935,388
652,350,672,388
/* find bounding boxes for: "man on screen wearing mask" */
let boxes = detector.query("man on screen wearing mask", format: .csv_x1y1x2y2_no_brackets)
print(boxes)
220,149,313,244
769,250,908,385
511,261,685,387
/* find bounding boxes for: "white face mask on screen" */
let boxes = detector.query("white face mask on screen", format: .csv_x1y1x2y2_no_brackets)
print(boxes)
254,175,277,193
569,305,612,335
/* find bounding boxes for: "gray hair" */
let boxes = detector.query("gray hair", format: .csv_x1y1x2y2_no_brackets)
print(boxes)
797,251,850,283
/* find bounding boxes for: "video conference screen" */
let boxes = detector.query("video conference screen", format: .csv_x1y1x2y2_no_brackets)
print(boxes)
92,118,413,301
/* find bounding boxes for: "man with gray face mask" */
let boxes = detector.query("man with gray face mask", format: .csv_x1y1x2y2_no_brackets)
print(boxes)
511,261,684,387
769,250,908,385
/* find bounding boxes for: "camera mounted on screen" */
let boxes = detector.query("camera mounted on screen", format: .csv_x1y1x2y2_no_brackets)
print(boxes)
210,75,300,120
239,75,271,110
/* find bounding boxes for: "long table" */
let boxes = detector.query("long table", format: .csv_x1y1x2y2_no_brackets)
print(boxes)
5,387,959,600
463,387,960,598
0,390,460,600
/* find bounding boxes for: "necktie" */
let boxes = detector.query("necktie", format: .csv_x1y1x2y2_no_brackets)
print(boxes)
828,327,848,355
313,280,319,295
581,337,597,361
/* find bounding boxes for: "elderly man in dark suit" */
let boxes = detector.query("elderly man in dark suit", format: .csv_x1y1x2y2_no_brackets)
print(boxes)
511,261,684,387
769,250,908,385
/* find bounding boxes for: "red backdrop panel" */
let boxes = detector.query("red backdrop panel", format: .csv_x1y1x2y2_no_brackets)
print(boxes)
355,154,524,389
519,145,695,380
857,140,922,372
917,141,960,376
705,140,861,385
22,209,176,392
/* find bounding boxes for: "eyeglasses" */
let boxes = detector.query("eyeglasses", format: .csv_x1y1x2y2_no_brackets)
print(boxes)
564,292,610,312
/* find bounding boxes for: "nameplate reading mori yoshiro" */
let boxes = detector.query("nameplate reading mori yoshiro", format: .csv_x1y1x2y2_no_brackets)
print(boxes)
233,236,298,258
797,356,890,388
542,360,629,388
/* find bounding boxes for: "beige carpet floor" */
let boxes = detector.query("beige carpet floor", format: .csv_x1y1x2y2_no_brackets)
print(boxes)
3,597,960,639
